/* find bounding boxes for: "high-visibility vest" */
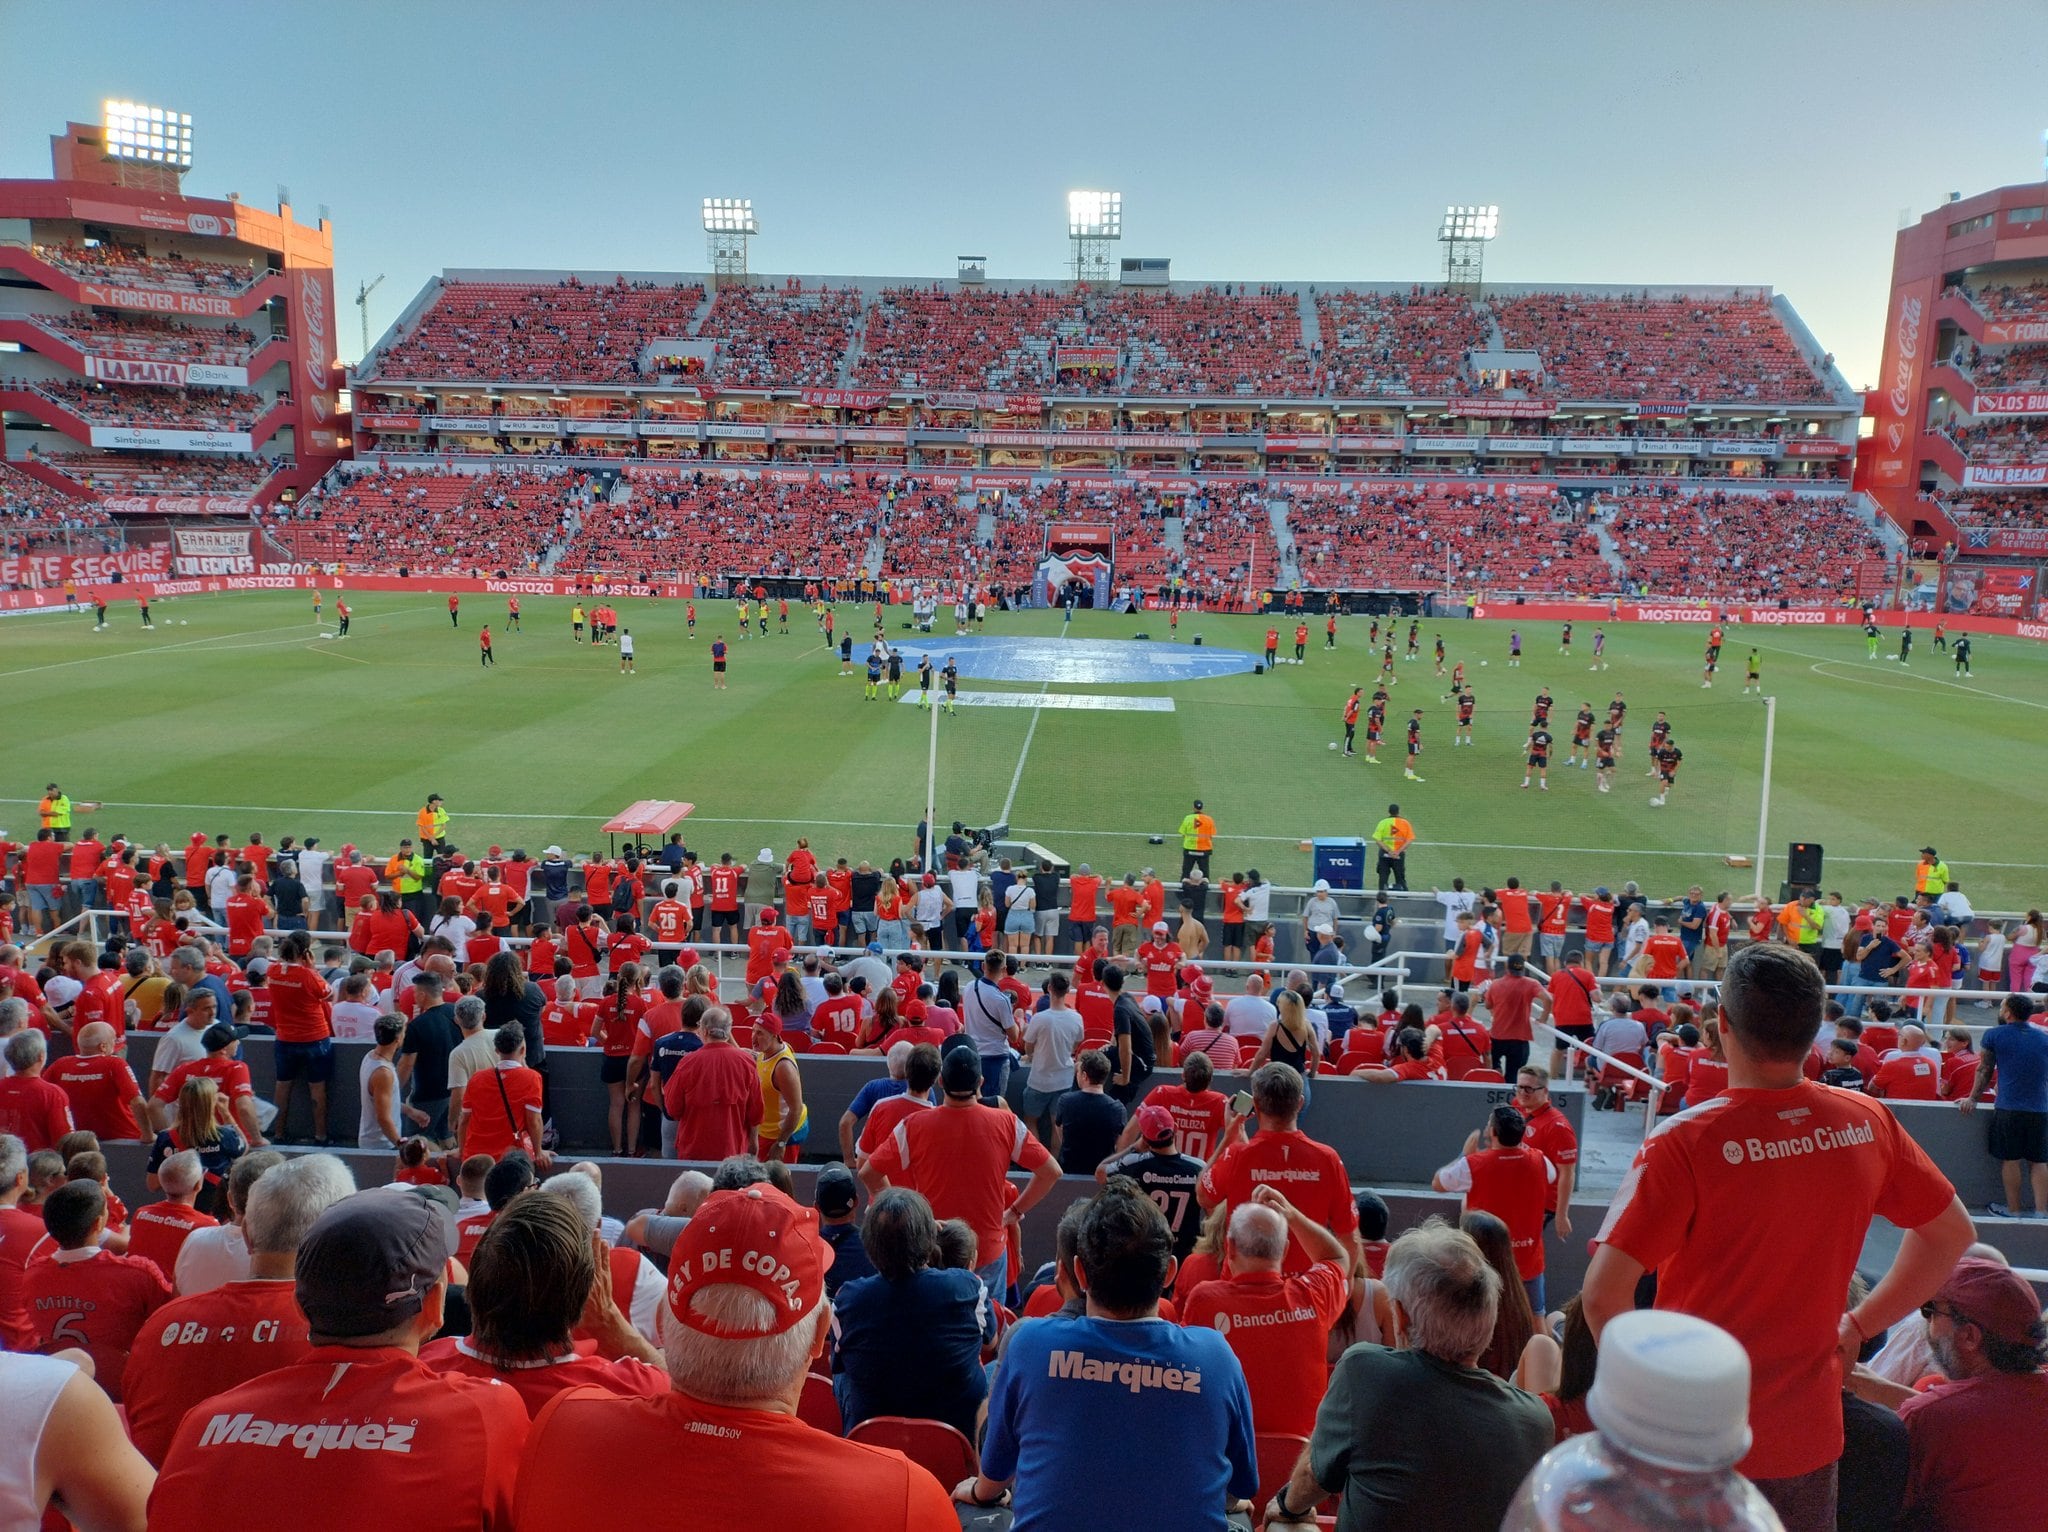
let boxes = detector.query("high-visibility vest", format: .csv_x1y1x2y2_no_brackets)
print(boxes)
1180,814,1215,852
40,794,71,830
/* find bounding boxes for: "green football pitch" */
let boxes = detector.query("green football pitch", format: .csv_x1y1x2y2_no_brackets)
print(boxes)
5,591,2045,910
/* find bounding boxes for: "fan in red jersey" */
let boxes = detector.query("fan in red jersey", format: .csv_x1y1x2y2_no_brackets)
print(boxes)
150,1190,530,1531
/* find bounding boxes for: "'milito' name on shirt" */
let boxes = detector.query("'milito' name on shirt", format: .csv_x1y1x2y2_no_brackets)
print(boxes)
1046,1352,1203,1393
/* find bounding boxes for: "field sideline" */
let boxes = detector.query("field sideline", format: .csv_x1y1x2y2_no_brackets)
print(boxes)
4,591,2046,909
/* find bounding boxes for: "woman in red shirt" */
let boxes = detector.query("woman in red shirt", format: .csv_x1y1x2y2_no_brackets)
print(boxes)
595,966,648,1155
348,892,420,962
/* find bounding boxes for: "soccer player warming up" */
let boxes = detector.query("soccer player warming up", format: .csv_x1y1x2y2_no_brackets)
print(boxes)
618,629,635,674
1567,701,1594,768
1522,722,1552,791
710,635,727,690
1404,710,1425,782
1651,734,1683,808
1454,688,1475,746
479,624,494,667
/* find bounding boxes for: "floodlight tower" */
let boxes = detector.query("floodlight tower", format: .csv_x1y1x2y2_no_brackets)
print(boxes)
1438,204,1500,295
100,99,193,193
1067,190,1122,284
702,198,759,288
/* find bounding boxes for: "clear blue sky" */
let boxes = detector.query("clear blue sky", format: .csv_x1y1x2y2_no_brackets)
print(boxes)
5,0,2045,385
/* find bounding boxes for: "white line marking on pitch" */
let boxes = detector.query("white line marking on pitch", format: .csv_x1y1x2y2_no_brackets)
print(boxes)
0,608,417,681
1740,636,2048,713
998,613,1071,824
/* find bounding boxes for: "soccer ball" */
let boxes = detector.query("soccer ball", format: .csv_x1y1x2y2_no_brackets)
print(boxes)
179,620,189,626
1480,659,1488,666
1328,741,1338,750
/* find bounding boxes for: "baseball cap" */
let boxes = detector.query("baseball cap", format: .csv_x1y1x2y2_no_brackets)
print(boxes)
772,946,792,964
666,1186,831,1336
1141,994,1164,1014
1152,920,1169,933
940,1047,983,1094
1135,1104,1176,1144
544,845,564,858
244,956,269,978
1313,879,1330,893
488,844,503,858
1506,954,1526,972
757,848,775,864
1934,1258,2043,1347
866,941,884,954
1077,863,1091,875
814,1164,859,1217
295,1190,457,1339
921,872,936,887
1920,846,1939,857
200,1021,241,1052
1594,886,1611,899
1313,923,1335,936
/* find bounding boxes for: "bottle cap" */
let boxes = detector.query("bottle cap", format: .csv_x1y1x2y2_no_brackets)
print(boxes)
1587,1310,1752,1471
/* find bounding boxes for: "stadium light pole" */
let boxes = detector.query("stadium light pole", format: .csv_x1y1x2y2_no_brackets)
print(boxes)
101,99,193,193
1067,190,1122,284
1438,204,1499,296
703,198,758,289
1752,694,1778,902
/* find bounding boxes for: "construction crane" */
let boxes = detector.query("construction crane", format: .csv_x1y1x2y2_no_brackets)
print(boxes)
354,274,386,361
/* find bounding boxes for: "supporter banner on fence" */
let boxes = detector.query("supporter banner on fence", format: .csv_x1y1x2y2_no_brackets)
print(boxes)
1054,347,1119,369
1944,563,2037,618
925,392,1047,414
1485,439,1553,454
1961,464,2048,488
0,546,170,585
1983,319,2048,346
497,417,564,435
83,356,250,388
1558,438,1622,454
704,423,769,440
969,430,1200,449
1705,439,1780,456
426,416,500,433
75,282,238,319
1633,401,1693,419
774,424,836,442
173,527,257,576
1781,438,1852,457
85,426,253,454
100,494,254,517
1406,436,1478,453
565,419,634,437
1973,390,2048,417
1444,399,1557,419
1636,438,1703,455
799,388,888,411
1960,524,2048,556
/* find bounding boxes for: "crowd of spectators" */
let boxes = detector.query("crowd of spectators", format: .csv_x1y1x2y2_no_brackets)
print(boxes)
1285,484,1608,593
371,278,708,385
1947,416,2048,465
1115,286,1316,396
1941,489,2048,533
1316,287,1488,397
1490,293,1834,404
34,379,273,433
29,311,261,367
565,471,878,580
1605,487,1889,602
0,462,112,541
1971,281,2048,322
853,285,1080,392
1950,340,2048,389
27,450,274,498
270,467,587,570
697,282,863,389
30,242,261,296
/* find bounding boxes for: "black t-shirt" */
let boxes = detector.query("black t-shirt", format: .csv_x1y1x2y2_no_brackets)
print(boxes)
1100,1149,1209,1260
269,874,307,919
399,1003,462,1101
1033,870,1061,912
1054,1090,1128,1173
850,869,883,911
1111,992,1156,1080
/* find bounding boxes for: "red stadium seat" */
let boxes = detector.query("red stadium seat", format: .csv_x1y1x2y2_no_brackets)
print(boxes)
808,1039,848,1056
845,1417,979,1487
1461,1067,1506,1083
783,1032,813,1054
797,1371,841,1435
1252,1433,1333,1526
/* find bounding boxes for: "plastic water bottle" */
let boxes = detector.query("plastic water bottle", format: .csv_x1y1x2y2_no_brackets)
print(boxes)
1502,1309,1784,1531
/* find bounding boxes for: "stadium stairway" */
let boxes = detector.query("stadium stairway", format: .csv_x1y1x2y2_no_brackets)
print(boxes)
836,303,868,386
1294,288,1319,358
1268,496,1300,586
1592,516,1628,585
1162,514,1185,564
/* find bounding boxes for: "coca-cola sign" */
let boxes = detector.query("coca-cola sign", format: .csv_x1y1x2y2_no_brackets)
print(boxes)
1884,293,1924,452
102,495,255,517
300,271,330,422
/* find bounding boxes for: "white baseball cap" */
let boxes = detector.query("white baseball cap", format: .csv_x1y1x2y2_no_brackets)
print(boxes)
543,845,563,858
1313,879,1331,893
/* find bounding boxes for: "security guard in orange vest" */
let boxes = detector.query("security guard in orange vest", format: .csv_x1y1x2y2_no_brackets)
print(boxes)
416,794,449,855
38,783,73,842
1178,799,1216,878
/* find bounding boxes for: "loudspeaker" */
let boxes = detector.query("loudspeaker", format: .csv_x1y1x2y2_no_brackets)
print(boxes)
1254,663,1265,675
1786,842,1824,886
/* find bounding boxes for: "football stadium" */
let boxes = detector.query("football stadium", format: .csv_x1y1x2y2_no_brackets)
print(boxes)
3,8,2048,1529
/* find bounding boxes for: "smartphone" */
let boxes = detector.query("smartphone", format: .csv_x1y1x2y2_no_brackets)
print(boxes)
1230,1090,1254,1115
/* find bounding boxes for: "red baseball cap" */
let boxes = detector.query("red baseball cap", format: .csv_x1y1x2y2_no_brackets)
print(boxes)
666,1186,831,1335
772,946,792,964
1135,1104,1176,1143
1934,1258,2044,1347
488,845,503,858
676,945,702,969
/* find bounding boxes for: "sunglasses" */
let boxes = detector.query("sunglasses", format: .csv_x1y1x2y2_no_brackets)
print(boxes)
1919,1302,1963,1324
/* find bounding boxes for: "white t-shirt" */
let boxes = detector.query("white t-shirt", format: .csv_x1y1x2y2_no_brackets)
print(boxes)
206,864,237,911
429,913,476,963
1005,882,1035,915
296,849,329,906
1435,889,1477,940
1023,1008,1085,1093
0,1352,76,1530
1621,917,1651,965
620,633,635,657
1224,994,1278,1039
946,868,979,907
330,1000,383,1040
150,1021,211,1081
1239,881,1272,922
913,885,946,927
174,1224,251,1295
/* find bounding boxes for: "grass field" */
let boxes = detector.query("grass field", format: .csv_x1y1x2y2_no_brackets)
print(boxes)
5,591,2047,910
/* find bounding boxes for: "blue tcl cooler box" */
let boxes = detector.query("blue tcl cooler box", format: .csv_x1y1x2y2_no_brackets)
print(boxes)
1311,838,1367,891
